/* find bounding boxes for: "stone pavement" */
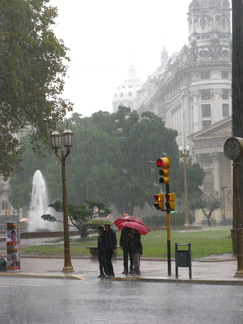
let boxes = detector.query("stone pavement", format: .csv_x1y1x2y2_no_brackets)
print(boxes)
1,256,243,285
1,235,243,284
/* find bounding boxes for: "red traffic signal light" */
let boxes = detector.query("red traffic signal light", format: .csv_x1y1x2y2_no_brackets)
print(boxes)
156,157,171,168
165,193,176,211
154,194,165,211
156,157,171,184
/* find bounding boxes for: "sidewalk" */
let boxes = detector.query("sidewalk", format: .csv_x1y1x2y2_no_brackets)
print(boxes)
1,256,243,285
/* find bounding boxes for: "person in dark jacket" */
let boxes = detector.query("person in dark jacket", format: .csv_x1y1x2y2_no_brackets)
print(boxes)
104,224,117,277
97,226,106,278
120,227,134,274
130,229,143,275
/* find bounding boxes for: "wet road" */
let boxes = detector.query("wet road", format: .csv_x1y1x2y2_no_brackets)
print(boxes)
0,276,242,324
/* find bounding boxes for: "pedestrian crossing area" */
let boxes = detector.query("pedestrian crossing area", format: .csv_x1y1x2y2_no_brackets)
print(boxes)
0,276,78,288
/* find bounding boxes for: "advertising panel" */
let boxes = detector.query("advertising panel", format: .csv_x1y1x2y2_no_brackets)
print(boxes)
6,223,19,271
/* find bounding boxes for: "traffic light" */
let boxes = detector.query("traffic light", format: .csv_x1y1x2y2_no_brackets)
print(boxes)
154,194,165,210
156,157,171,184
165,193,176,211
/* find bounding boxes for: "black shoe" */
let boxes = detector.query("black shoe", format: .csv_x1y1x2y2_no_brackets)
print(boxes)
122,270,128,275
129,269,135,274
97,274,105,278
105,275,115,279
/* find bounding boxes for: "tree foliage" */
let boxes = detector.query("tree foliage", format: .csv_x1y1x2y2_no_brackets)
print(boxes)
189,192,221,226
0,0,73,180
10,107,205,215
66,107,182,214
42,200,111,238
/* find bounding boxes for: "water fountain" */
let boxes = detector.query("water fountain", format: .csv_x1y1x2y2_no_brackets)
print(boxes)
28,170,61,231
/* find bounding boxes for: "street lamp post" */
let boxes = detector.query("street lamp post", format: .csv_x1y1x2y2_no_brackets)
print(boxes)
233,159,243,277
51,129,74,272
179,145,190,227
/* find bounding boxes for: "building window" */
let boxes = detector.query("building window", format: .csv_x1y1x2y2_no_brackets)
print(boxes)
200,17,207,28
128,92,132,97
221,49,229,57
201,90,211,100
202,104,211,117
222,90,228,99
2,200,7,210
202,120,211,128
201,153,212,164
199,50,209,57
120,93,123,97
200,71,210,79
222,71,228,79
222,103,229,117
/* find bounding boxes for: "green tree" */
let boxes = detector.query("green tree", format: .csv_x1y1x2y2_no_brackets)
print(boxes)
66,107,181,214
189,192,221,226
0,0,72,180
9,136,57,209
187,162,205,196
41,200,111,238
10,107,205,216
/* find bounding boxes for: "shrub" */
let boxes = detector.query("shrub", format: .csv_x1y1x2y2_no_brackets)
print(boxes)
143,213,195,228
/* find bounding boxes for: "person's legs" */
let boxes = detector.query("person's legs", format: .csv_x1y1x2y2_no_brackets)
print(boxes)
105,249,115,277
133,253,140,275
122,248,129,273
129,251,134,272
98,253,106,277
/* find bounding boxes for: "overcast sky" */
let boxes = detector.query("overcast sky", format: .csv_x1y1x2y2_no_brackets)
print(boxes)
50,0,191,117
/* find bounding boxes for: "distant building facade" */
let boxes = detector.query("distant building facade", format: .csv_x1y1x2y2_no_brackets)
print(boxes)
112,62,143,112
134,0,232,224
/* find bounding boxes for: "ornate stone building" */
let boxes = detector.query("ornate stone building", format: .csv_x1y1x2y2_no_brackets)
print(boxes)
134,0,232,223
188,116,232,222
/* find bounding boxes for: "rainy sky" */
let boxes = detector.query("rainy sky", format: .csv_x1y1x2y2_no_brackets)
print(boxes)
50,0,191,117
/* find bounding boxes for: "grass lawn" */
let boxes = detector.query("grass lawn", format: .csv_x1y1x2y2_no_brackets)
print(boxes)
20,227,233,260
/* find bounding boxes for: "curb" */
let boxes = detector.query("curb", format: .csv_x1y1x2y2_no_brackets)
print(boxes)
1,271,243,285
0,272,84,280
112,276,243,285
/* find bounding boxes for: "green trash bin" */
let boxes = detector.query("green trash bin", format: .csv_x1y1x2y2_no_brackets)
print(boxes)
175,243,192,279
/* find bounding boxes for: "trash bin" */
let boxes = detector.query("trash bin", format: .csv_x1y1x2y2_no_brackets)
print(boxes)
175,243,192,279
0,257,7,272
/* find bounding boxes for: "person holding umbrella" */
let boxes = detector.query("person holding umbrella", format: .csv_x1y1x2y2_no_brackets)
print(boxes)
104,224,117,278
120,226,134,275
130,229,143,275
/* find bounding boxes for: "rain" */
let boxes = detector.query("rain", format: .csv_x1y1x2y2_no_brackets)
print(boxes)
1,1,243,322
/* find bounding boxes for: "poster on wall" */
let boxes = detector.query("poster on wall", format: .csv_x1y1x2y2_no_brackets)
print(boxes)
6,223,19,271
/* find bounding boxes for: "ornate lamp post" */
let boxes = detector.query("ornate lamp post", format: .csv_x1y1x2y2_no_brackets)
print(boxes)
179,145,190,227
51,129,74,272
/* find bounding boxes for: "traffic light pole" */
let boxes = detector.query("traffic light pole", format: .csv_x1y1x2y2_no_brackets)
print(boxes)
154,156,173,277
166,183,171,276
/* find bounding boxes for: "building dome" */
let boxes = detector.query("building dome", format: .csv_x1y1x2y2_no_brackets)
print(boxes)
112,62,143,112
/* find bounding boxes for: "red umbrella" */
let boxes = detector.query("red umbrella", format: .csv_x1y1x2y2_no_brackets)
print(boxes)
20,218,28,222
113,215,148,230
120,221,150,235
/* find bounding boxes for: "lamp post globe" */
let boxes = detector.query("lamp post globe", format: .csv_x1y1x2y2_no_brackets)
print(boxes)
51,131,62,149
62,129,74,148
